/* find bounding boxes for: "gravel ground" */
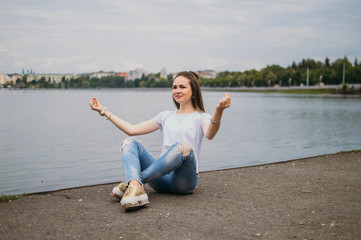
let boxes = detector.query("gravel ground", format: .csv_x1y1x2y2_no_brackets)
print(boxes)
1,151,360,240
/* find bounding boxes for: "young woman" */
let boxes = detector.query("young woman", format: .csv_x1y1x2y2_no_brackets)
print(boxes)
89,71,231,211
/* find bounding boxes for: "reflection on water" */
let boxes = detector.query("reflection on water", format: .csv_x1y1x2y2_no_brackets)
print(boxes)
0,89,360,195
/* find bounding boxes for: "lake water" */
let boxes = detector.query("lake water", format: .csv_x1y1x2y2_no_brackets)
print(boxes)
1,89,360,195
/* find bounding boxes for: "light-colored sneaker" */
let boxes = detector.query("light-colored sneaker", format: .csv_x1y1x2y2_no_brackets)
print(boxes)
110,181,127,200
120,184,149,211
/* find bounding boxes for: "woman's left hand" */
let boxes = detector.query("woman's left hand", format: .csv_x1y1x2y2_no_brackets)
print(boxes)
216,93,231,111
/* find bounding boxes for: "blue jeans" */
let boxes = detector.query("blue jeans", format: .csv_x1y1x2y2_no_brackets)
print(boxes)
120,137,198,194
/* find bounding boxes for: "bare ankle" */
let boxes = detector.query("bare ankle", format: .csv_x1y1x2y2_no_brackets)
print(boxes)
129,180,143,189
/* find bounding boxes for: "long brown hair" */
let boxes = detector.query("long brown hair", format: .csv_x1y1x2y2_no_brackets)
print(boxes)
173,71,205,112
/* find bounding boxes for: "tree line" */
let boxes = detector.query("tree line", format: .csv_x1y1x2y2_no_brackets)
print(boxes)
11,72,174,89
200,57,360,87
6,57,361,89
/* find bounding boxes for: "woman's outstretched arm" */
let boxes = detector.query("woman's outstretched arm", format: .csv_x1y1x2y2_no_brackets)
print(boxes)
203,93,231,140
89,97,158,136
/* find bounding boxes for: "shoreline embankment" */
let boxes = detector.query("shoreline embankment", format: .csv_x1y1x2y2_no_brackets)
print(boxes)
203,84,361,95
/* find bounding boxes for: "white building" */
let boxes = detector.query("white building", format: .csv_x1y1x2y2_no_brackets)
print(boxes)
172,70,217,79
0,73,22,84
160,68,167,79
128,68,147,81
88,72,116,79
198,70,217,79
0,72,9,84
27,74,74,83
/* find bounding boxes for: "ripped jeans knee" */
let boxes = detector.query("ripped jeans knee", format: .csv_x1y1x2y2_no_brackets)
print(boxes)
120,137,141,152
120,137,149,185
177,142,193,157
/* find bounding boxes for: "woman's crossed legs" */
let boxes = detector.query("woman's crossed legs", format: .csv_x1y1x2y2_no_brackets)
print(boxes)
121,137,198,194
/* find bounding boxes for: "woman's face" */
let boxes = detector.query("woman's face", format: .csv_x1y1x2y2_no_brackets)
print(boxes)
172,76,193,106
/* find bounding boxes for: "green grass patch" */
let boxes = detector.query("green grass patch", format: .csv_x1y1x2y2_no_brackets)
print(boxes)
338,150,361,154
277,88,338,94
0,194,24,203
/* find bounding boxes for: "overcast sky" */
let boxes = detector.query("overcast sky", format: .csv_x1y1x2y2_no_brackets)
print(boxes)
1,0,360,74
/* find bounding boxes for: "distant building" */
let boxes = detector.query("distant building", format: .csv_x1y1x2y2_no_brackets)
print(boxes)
88,72,115,79
160,68,167,79
27,74,74,83
74,71,128,81
172,70,217,80
0,72,22,84
198,70,217,79
128,68,146,81
0,72,9,84
117,72,129,81
23,69,33,75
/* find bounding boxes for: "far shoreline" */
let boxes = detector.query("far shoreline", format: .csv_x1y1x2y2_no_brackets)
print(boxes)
3,84,361,95
202,84,361,95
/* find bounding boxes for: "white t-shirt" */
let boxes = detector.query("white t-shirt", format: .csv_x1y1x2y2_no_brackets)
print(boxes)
151,110,212,172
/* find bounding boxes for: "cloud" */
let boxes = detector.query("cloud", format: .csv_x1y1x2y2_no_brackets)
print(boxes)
0,0,360,74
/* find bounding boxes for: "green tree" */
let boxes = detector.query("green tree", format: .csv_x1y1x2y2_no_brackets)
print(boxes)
325,57,331,67
22,75,28,85
89,77,99,88
81,79,89,88
265,71,277,86
331,57,353,84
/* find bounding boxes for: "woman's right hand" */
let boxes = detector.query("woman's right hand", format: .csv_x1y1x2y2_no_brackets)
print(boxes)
89,97,105,113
